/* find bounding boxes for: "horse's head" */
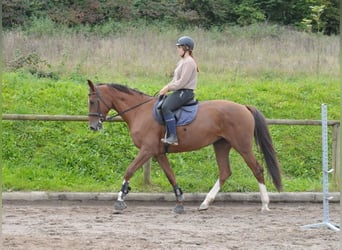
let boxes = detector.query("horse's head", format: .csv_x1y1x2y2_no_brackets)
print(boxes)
87,80,111,131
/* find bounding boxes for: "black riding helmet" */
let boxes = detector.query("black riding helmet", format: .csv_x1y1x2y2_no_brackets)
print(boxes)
176,36,195,51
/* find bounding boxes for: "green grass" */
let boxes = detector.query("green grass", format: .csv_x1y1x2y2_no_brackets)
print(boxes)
2,70,339,193
2,23,339,193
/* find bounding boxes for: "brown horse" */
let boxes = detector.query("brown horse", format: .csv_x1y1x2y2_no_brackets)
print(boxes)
87,80,282,214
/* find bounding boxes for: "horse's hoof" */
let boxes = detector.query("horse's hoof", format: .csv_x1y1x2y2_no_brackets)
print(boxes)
114,201,127,211
261,205,270,212
198,203,209,211
173,204,185,214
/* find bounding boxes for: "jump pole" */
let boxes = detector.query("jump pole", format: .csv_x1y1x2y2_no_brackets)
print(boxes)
302,104,340,232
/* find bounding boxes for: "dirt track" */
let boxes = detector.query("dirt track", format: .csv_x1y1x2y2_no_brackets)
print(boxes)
2,201,340,249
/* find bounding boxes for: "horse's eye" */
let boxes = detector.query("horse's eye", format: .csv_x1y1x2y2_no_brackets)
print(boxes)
89,100,95,105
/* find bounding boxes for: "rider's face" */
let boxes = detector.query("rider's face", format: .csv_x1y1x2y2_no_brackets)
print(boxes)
177,45,185,56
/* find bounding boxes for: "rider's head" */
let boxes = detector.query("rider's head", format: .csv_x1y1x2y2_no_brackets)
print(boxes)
176,36,195,57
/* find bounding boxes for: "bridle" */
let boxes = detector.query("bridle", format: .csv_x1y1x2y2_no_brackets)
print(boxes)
88,87,111,123
88,86,154,122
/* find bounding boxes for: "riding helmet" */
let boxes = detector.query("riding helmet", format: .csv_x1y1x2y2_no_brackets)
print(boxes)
176,36,195,51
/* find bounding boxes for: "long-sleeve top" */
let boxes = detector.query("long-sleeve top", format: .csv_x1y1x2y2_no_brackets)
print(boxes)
167,56,197,91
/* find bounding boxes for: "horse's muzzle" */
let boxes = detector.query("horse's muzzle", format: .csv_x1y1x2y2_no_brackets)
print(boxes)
90,120,103,131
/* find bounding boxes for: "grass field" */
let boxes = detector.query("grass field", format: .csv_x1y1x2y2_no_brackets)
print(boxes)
2,24,340,193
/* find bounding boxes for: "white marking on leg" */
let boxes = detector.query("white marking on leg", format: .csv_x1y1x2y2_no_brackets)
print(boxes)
117,191,124,201
258,183,270,211
199,179,220,210
117,180,128,202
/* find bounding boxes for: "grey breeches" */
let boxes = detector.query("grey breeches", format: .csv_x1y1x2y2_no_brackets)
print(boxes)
160,89,194,116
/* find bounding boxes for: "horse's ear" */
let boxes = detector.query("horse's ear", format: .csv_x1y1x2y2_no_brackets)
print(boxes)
87,80,95,92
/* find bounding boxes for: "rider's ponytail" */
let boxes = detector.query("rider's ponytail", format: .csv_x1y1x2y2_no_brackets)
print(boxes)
189,51,199,72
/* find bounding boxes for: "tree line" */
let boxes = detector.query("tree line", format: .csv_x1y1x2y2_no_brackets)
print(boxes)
3,0,339,35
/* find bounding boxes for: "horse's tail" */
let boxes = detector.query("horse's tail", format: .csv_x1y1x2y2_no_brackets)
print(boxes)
246,105,282,192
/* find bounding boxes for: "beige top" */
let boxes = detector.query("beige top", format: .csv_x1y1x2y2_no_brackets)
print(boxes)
167,56,198,91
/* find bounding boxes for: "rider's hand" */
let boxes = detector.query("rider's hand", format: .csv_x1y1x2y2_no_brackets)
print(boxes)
159,85,169,96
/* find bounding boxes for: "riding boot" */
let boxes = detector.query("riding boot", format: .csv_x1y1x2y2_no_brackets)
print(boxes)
161,114,178,145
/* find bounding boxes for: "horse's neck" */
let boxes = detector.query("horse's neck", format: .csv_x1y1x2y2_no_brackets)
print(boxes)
111,91,153,124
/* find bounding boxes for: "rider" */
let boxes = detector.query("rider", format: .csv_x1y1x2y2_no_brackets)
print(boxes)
159,36,199,145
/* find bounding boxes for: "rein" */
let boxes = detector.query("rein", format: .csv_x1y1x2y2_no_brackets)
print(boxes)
106,98,153,121
88,86,154,121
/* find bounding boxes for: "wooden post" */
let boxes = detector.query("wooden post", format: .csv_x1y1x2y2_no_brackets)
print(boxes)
332,124,340,187
143,158,151,185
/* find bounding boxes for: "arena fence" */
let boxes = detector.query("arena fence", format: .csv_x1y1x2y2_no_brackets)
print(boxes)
2,114,340,186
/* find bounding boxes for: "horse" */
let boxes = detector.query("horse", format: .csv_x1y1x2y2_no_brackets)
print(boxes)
87,80,282,214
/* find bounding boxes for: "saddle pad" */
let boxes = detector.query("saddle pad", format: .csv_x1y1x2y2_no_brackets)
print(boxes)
153,100,198,126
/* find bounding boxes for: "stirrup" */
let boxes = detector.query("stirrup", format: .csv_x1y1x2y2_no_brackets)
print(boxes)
161,134,178,145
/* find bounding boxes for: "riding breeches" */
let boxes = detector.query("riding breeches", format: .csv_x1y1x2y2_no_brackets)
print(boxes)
160,89,194,116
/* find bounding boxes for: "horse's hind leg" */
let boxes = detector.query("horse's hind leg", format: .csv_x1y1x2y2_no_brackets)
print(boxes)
199,139,232,211
240,150,270,211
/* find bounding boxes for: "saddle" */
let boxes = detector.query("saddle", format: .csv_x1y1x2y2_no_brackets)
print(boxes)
153,95,199,126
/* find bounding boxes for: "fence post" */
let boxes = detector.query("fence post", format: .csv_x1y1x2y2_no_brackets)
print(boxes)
332,123,340,187
143,158,151,185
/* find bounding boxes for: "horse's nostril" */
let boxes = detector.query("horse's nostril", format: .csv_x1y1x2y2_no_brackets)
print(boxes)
89,123,102,131
89,123,98,130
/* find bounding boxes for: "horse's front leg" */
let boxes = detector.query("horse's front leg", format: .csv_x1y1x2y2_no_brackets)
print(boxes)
114,149,152,212
155,154,185,214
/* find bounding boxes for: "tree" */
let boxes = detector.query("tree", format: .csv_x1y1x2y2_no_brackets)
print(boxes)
235,0,265,25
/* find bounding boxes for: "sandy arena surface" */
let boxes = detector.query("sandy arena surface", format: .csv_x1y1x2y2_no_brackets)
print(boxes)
2,200,341,250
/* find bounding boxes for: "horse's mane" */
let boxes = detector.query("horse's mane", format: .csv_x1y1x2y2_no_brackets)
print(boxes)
99,83,152,97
